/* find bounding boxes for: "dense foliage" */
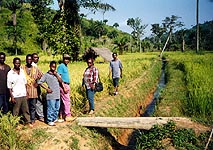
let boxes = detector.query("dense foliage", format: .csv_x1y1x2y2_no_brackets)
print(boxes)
136,121,213,150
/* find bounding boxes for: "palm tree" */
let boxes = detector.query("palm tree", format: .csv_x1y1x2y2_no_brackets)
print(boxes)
97,3,116,21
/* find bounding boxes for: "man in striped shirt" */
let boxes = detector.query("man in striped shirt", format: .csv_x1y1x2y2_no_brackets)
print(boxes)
22,54,42,124
38,61,65,126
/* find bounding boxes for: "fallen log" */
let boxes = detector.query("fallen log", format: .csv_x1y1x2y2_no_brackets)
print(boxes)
76,117,193,130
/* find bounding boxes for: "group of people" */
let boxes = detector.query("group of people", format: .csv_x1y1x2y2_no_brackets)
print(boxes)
0,51,122,127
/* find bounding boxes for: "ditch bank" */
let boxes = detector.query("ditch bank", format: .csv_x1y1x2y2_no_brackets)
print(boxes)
113,60,168,150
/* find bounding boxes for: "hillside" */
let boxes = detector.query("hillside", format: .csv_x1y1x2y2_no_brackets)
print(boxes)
0,6,127,56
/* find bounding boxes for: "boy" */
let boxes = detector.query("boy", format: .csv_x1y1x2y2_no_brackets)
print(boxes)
38,61,65,126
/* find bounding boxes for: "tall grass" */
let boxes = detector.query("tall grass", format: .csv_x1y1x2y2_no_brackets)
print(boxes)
165,52,213,123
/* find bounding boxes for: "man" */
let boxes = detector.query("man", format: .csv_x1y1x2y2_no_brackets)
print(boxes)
7,57,32,127
32,53,44,122
109,52,123,95
38,61,65,126
22,54,42,124
57,54,75,121
0,52,11,114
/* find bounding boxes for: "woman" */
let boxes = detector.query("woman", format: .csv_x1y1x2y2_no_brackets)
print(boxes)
82,58,99,115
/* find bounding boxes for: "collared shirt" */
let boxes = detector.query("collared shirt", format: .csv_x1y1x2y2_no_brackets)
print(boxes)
38,71,60,100
109,59,123,79
7,69,27,98
31,62,37,67
0,64,11,94
57,63,70,83
22,65,41,98
83,66,98,89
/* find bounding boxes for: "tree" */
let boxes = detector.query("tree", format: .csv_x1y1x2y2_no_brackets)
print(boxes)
113,36,129,55
2,0,25,55
160,15,184,57
113,23,119,28
96,2,115,21
127,17,148,52
53,0,101,61
151,23,166,50
29,0,54,52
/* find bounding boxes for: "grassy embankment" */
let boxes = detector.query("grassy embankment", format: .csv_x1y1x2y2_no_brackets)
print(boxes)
135,51,213,150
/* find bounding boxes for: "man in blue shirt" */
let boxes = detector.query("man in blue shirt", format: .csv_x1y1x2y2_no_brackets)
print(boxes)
57,54,75,122
109,52,123,95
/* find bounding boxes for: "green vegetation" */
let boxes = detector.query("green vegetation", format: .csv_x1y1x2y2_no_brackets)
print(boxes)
135,121,213,150
0,113,34,150
135,52,213,149
154,52,213,124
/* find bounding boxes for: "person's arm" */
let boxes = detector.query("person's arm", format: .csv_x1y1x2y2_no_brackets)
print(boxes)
91,67,98,90
108,62,112,78
39,83,52,93
38,74,52,93
53,71,68,93
119,61,123,78
7,73,15,103
8,88,15,103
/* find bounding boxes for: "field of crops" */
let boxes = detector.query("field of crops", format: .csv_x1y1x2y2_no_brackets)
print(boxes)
165,52,213,123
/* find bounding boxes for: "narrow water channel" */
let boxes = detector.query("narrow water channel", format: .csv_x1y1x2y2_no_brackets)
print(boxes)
142,60,167,117
124,60,168,150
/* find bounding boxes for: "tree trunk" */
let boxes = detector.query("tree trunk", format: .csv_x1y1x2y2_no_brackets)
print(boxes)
14,25,17,55
196,0,199,53
182,38,185,52
12,13,17,26
76,117,204,130
160,31,171,58
139,40,142,53
42,39,48,51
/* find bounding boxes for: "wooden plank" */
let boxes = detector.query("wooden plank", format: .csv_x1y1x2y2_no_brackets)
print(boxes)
76,117,191,130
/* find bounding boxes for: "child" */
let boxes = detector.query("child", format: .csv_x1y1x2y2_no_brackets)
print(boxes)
38,61,65,126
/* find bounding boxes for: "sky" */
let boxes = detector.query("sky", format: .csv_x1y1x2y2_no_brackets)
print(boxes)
51,0,213,37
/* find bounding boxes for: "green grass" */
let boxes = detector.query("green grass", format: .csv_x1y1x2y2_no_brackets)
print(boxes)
154,51,213,124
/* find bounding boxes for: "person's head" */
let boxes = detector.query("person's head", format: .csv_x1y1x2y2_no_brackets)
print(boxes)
32,53,39,64
13,57,21,70
0,52,6,64
112,52,117,60
49,61,57,72
87,58,94,67
63,54,71,65
26,54,33,66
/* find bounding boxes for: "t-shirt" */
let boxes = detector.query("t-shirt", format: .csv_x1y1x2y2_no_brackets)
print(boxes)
109,59,123,79
0,64,11,95
38,72,60,100
57,63,70,83
7,69,27,98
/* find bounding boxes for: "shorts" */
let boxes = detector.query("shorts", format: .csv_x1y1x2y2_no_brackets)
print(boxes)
113,78,120,87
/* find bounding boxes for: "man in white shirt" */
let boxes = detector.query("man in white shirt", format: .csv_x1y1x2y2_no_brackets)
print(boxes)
7,57,32,127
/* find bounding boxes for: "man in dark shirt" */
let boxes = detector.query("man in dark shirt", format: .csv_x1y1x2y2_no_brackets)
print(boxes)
0,52,11,114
